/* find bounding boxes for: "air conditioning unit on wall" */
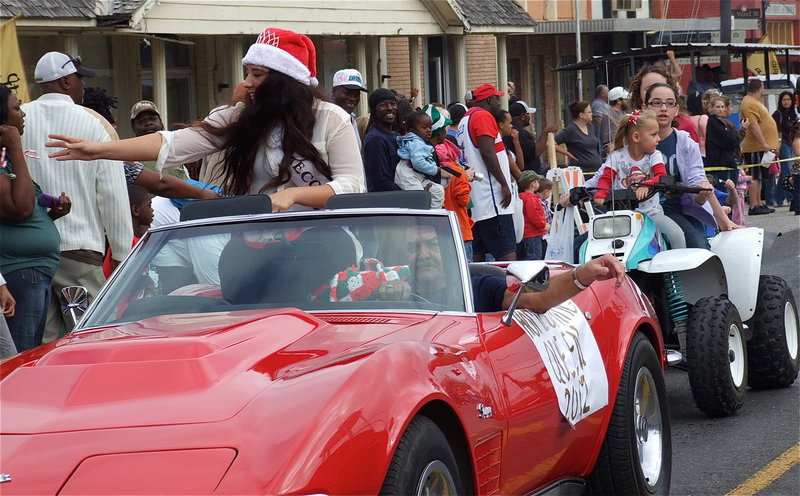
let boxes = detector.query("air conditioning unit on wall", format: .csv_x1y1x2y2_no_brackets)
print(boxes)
613,0,642,11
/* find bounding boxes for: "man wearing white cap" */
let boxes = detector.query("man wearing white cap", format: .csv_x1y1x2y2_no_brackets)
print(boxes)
599,86,629,156
21,51,132,341
331,69,368,150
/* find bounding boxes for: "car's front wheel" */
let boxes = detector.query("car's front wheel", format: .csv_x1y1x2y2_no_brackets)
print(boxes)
379,415,468,496
686,296,747,417
589,331,671,495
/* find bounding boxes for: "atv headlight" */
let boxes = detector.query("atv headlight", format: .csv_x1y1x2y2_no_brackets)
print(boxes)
593,216,631,239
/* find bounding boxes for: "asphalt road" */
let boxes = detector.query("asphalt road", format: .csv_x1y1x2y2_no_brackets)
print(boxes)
669,206,800,496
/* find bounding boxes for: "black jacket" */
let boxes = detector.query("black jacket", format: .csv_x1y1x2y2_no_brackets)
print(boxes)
705,116,741,169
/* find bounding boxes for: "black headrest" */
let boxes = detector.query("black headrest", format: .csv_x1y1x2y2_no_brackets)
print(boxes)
180,195,272,222
326,191,431,210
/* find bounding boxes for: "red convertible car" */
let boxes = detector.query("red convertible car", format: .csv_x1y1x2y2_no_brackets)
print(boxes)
0,204,670,495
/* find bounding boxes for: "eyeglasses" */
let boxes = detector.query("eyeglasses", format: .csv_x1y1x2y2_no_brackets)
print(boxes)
647,100,678,108
60,56,82,69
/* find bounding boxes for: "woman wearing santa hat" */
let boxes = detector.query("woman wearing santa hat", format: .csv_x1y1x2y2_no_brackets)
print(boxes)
46,28,365,212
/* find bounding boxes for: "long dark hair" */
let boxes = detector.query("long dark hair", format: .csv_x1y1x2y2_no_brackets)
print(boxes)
778,90,798,119
201,71,331,195
0,84,11,125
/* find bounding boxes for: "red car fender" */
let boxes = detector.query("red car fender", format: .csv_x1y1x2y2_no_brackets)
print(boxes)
233,338,498,495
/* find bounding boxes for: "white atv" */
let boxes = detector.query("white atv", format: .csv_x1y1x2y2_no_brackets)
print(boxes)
559,178,799,417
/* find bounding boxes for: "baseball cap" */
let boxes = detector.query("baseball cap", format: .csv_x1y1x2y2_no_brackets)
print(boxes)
509,101,536,117
332,69,368,92
517,170,543,189
34,52,96,83
130,100,161,120
608,86,630,102
472,83,504,102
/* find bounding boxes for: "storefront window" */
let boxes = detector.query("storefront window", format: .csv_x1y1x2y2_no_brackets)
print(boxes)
140,40,196,129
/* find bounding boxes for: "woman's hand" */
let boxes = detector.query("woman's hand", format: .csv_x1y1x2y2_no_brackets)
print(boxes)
45,134,105,161
0,283,15,317
464,168,476,181
199,188,221,200
694,180,714,204
0,125,22,150
740,118,749,130
268,188,298,213
511,128,520,142
48,192,72,220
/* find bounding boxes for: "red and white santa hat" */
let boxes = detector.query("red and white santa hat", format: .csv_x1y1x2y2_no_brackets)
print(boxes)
242,28,318,86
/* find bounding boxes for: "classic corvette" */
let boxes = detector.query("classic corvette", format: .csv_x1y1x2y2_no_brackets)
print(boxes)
0,202,671,495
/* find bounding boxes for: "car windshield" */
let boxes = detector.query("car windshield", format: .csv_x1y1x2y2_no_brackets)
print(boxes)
82,213,468,327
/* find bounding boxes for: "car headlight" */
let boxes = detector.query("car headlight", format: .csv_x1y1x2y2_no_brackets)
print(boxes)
593,216,631,239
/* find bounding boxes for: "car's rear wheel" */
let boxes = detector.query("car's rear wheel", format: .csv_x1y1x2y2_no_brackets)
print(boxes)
686,296,747,417
746,276,800,389
379,415,467,496
589,332,671,495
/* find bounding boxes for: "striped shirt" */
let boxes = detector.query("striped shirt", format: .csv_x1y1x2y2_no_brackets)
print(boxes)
21,93,132,260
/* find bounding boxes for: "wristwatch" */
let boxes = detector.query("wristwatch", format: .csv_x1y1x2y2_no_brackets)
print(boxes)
572,267,589,290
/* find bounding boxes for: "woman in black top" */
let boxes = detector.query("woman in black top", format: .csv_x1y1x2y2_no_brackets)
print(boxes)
554,101,603,173
705,95,741,184
772,91,798,206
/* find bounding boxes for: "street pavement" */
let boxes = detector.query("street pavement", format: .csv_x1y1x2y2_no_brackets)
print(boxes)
669,205,800,496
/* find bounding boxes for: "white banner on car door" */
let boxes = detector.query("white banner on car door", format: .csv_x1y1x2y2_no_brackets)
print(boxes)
514,301,609,426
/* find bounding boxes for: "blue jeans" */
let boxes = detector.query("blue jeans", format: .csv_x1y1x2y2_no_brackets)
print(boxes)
663,203,709,249
4,268,51,352
463,240,473,263
517,236,543,260
775,143,793,204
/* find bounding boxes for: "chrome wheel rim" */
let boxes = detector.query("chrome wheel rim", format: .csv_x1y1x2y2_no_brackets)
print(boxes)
729,322,746,388
415,460,456,496
635,367,663,490
784,301,799,361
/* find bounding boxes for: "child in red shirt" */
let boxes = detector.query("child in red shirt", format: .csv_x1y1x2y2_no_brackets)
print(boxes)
516,170,548,260
103,184,153,278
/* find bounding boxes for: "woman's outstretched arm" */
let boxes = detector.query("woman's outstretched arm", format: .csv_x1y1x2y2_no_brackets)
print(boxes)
46,133,163,162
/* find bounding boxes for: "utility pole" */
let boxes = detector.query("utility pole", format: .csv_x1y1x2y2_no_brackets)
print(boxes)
575,0,583,100
720,0,731,74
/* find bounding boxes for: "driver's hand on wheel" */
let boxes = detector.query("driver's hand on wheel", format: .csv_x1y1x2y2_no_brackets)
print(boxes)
378,280,411,301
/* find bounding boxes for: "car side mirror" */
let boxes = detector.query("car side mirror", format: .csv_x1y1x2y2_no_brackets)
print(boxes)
501,261,549,327
61,285,88,330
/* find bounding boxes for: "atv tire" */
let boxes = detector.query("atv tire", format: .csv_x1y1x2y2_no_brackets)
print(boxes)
746,276,800,389
687,296,747,417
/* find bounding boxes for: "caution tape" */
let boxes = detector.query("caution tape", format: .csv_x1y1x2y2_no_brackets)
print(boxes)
704,154,800,172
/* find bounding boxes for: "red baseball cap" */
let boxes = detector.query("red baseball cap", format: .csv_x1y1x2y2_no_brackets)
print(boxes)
472,83,504,101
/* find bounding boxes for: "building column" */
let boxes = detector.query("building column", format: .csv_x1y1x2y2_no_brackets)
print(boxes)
354,37,368,116
111,36,141,137
496,34,508,107
409,37,422,102
62,36,79,57
230,36,243,86
151,38,168,126
379,37,388,88
454,35,467,103
368,37,381,92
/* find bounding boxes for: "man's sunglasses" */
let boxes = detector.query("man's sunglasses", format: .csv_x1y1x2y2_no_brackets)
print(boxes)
61,56,83,69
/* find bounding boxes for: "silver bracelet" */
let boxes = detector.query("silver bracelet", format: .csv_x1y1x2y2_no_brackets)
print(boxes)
572,267,589,290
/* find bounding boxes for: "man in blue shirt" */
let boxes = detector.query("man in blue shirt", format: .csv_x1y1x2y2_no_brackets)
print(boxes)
362,88,401,192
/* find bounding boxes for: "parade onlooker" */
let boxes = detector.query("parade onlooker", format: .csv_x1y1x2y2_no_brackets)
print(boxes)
439,135,475,260
690,88,721,158
591,85,610,128
0,271,18,358
395,110,445,208
130,100,188,179
445,102,468,148
503,101,555,175
555,101,603,173
1,84,71,351
705,96,742,184
629,64,699,143
600,86,629,155
103,184,153,278
497,109,523,179
23,51,131,341
772,91,798,207
456,83,517,262
48,29,365,211
788,122,800,215
363,88,401,192
517,170,548,260
331,69,368,150
740,79,779,215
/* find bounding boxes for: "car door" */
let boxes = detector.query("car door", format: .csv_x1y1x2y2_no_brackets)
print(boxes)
478,287,609,494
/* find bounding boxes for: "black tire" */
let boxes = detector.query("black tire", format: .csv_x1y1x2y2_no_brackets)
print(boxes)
589,332,672,496
686,296,747,417
379,415,468,496
747,276,800,389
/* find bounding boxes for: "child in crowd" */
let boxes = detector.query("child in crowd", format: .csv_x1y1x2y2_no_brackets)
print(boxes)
103,184,153,278
536,177,553,254
594,110,687,249
517,170,548,260
496,110,523,179
395,110,445,208
436,104,476,261
705,174,739,235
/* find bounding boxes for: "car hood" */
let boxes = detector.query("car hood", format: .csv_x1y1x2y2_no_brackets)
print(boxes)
1,309,435,434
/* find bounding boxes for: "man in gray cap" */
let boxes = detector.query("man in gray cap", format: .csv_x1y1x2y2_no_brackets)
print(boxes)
331,69,368,150
22,52,132,341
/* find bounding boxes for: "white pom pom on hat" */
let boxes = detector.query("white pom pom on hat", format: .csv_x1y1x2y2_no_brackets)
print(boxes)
242,28,318,86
